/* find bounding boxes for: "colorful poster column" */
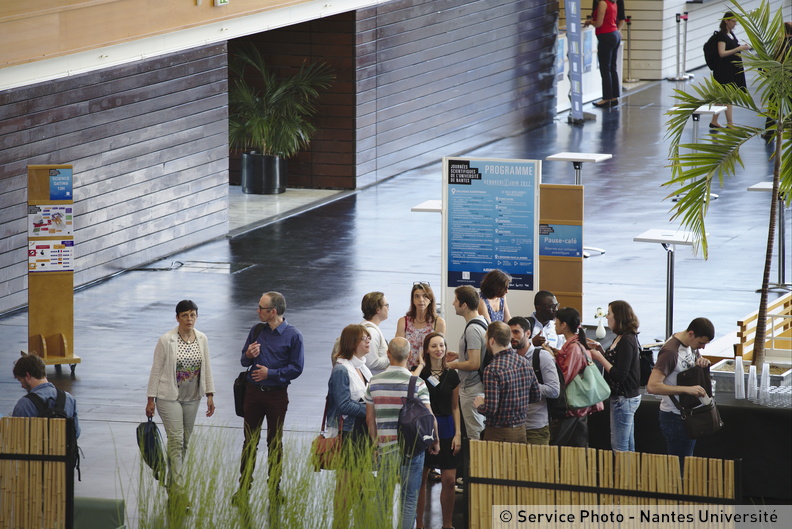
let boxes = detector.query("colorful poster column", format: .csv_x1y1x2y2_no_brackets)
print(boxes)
443,157,539,291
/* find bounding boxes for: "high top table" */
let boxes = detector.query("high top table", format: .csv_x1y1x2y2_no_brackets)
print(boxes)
634,228,700,339
545,152,613,256
748,181,791,291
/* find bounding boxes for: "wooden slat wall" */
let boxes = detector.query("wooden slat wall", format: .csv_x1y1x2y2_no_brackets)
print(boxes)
355,0,558,187
231,0,558,189
0,44,229,314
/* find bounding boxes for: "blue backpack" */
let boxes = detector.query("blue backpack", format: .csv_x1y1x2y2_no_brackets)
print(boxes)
397,377,436,458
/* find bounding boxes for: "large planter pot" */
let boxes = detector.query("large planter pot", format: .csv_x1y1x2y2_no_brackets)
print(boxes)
241,153,286,194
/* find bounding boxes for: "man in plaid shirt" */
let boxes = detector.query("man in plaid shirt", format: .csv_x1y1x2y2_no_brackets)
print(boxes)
474,321,540,443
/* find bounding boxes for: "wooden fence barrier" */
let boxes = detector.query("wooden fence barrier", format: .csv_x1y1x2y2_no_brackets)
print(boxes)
467,440,739,529
736,292,792,360
0,417,73,529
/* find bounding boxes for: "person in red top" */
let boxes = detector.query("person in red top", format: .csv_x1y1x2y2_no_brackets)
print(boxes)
543,307,604,446
587,0,623,108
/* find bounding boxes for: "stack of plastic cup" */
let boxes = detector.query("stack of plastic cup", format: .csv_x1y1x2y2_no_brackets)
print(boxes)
759,363,771,405
747,364,757,401
734,356,745,399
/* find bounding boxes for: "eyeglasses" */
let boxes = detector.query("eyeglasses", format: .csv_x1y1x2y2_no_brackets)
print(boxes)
258,305,275,312
382,304,390,308
360,335,371,342
413,281,430,287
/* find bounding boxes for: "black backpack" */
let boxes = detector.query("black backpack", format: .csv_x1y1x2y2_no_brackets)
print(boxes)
397,377,436,458
457,318,487,380
704,31,721,70
136,417,167,481
25,389,81,480
531,347,568,420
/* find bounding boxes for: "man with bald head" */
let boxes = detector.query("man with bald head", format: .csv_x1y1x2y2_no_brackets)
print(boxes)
366,337,439,529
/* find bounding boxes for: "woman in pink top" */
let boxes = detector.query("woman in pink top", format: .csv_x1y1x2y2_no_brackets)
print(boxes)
587,0,623,108
395,282,446,373
543,307,604,446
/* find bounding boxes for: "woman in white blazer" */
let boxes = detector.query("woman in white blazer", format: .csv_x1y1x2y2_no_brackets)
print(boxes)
146,300,215,493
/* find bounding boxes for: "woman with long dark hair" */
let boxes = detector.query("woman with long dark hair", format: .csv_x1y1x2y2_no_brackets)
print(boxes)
416,332,460,529
543,307,603,447
587,300,642,451
709,11,751,128
395,282,446,373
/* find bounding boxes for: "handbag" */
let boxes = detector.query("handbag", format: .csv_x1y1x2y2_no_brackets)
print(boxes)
233,323,265,417
136,417,167,481
233,369,249,417
565,344,611,409
670,395,724,439
310,400,342,472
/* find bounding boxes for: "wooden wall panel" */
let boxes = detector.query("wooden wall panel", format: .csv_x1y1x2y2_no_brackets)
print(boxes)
229,0,557,190
0,43,229,314
354,0,558,188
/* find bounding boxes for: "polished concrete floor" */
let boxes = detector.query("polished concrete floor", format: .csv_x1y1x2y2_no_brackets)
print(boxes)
1,72,790,527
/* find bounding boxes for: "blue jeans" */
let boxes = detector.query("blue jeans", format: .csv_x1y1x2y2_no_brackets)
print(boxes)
399,451,425,529
610,395,641,451
596,30,622,99
378,448,426,529
658,410,695,461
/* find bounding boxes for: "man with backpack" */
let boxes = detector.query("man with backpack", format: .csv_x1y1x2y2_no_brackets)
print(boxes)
509,316,562,445
12,352,80,438
365,337,439,529
446,285,488,441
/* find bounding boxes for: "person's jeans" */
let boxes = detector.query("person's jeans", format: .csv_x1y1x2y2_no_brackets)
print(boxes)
156,398,200,490
659,410,695,462
596,30,622,99
378,448,425,529
400,450,425,529
610,395,641,451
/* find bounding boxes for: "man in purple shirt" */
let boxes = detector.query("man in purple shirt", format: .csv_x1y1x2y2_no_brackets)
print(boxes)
233,291,304,505
474,321,540,444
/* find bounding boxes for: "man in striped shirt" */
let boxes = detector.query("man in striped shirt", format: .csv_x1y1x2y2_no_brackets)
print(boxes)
365,337,439,529
474,321,540,443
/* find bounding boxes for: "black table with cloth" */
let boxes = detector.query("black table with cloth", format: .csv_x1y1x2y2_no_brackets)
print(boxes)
588,391,792,502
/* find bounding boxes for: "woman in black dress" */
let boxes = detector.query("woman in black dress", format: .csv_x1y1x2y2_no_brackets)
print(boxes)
415,332,460,529
710,11,751,128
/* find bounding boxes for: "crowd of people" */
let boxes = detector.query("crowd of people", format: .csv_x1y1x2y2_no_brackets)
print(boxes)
7,269,717,528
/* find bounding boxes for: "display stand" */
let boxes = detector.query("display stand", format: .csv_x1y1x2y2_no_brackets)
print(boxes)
748,181,791,291
545,152,612,256
633,228,699,339
27,165,80,374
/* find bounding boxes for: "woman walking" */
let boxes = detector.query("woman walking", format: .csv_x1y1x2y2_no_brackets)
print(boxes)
146,300,215,497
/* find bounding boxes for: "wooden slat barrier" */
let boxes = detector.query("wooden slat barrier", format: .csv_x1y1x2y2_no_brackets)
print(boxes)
467,441,738,529
0,417,70,529
736,292,792,359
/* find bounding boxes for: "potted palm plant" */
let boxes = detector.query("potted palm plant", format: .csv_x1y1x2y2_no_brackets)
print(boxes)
228,44,334,194
665,1,792,366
